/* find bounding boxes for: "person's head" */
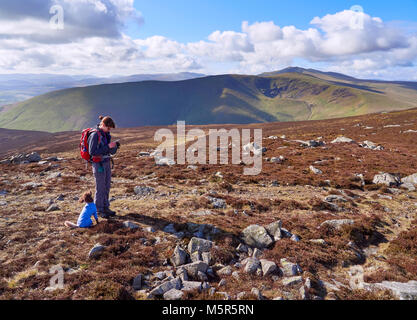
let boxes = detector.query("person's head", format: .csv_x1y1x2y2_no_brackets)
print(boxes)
79,191,94,204
99,115,116,133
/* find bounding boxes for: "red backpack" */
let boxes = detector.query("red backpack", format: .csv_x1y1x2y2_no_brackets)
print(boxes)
80,128,103,163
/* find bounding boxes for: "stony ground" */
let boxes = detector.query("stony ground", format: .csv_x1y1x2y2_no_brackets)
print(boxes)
1,108,417,300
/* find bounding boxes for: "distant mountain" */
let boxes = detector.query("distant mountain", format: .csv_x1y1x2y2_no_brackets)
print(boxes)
0,72,205,108
1,68,417,132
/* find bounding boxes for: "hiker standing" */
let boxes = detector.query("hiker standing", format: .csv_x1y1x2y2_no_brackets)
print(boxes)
87,116,119,218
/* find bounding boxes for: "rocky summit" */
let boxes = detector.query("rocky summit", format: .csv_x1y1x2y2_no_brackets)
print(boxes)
1,107,417,300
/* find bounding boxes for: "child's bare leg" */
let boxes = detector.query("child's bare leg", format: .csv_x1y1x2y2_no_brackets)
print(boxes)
64,221,78,228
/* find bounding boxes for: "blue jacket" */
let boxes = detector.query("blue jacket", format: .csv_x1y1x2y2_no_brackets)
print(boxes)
87,125,117,163
77,202,98,228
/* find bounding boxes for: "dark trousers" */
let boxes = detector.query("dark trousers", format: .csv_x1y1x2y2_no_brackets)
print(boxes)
92,161,111,211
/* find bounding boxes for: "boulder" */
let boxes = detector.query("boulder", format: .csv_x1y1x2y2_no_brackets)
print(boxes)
132,274,142,290
181,281,202,292
171,245,189,267
241,225,274,249
324,195,347,203
155,157,175,166
217,266,233,277
188,237,213,254
149,277,182,297
331,137,355,144
244,258,261,274
402,173,417,186
179,261,208,278
373,173,401,186
282,276,303,286
310,166,323,175
265,220,283,241
260,259,278,276
359,141,384,151
163,288,184,300
123,221,140,230
88,243,105,259
280,259,303,277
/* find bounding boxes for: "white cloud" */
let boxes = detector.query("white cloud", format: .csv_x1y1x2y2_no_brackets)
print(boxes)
0,3,415,80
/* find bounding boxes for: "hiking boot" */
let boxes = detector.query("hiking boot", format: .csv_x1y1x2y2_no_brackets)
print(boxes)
98,211,110,219
104,207,116,216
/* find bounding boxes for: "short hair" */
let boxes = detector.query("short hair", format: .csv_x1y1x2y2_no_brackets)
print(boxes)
79,191,94,203
99,115,116,129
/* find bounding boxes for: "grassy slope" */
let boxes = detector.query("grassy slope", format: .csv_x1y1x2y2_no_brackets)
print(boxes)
0,73,416,132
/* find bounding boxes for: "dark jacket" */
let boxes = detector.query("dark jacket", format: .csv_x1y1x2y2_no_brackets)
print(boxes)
87,125,117,163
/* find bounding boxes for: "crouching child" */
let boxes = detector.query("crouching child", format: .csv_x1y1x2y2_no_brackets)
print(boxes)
65,191,99,228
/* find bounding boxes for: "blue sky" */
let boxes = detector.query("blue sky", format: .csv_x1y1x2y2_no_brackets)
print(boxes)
129,0,417,42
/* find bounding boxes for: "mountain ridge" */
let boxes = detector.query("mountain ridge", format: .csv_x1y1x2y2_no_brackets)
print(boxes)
1,68,417,132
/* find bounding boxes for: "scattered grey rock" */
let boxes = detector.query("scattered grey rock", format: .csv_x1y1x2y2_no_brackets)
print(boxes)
236,243,248,253
88,243,105,259
373,172,401,186
252,248,263,259
291,234,301,242
218,279,227,287
244,258,261,274
217,266,233,277
402,173,417,186
134,186,156,196
282,276,303,286
132,274,142,290
320,219,354,230
331,137,355,144
22,182,43,188
310,166,323,175
179,261,209,279
251,288,265,300
46,172,62,180
260,259,278,277
190,210,214,216
149,277,182,297
324,195,347,203
359,140,384,151
181,281,202,292
188,237,213,254
265,220,283,241
241,224,274,249
123,221,140,230
401,183,416,192
171,245,189,267
232,271,240,280
280,259,303,277
207,196,227,209
164,288,184,300
46,204,60,212
270,156,286,164
155,157,175,166
191,251,202,263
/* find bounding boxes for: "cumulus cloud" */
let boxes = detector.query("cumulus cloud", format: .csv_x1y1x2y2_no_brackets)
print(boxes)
0,3,415,80
0,0,144,43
